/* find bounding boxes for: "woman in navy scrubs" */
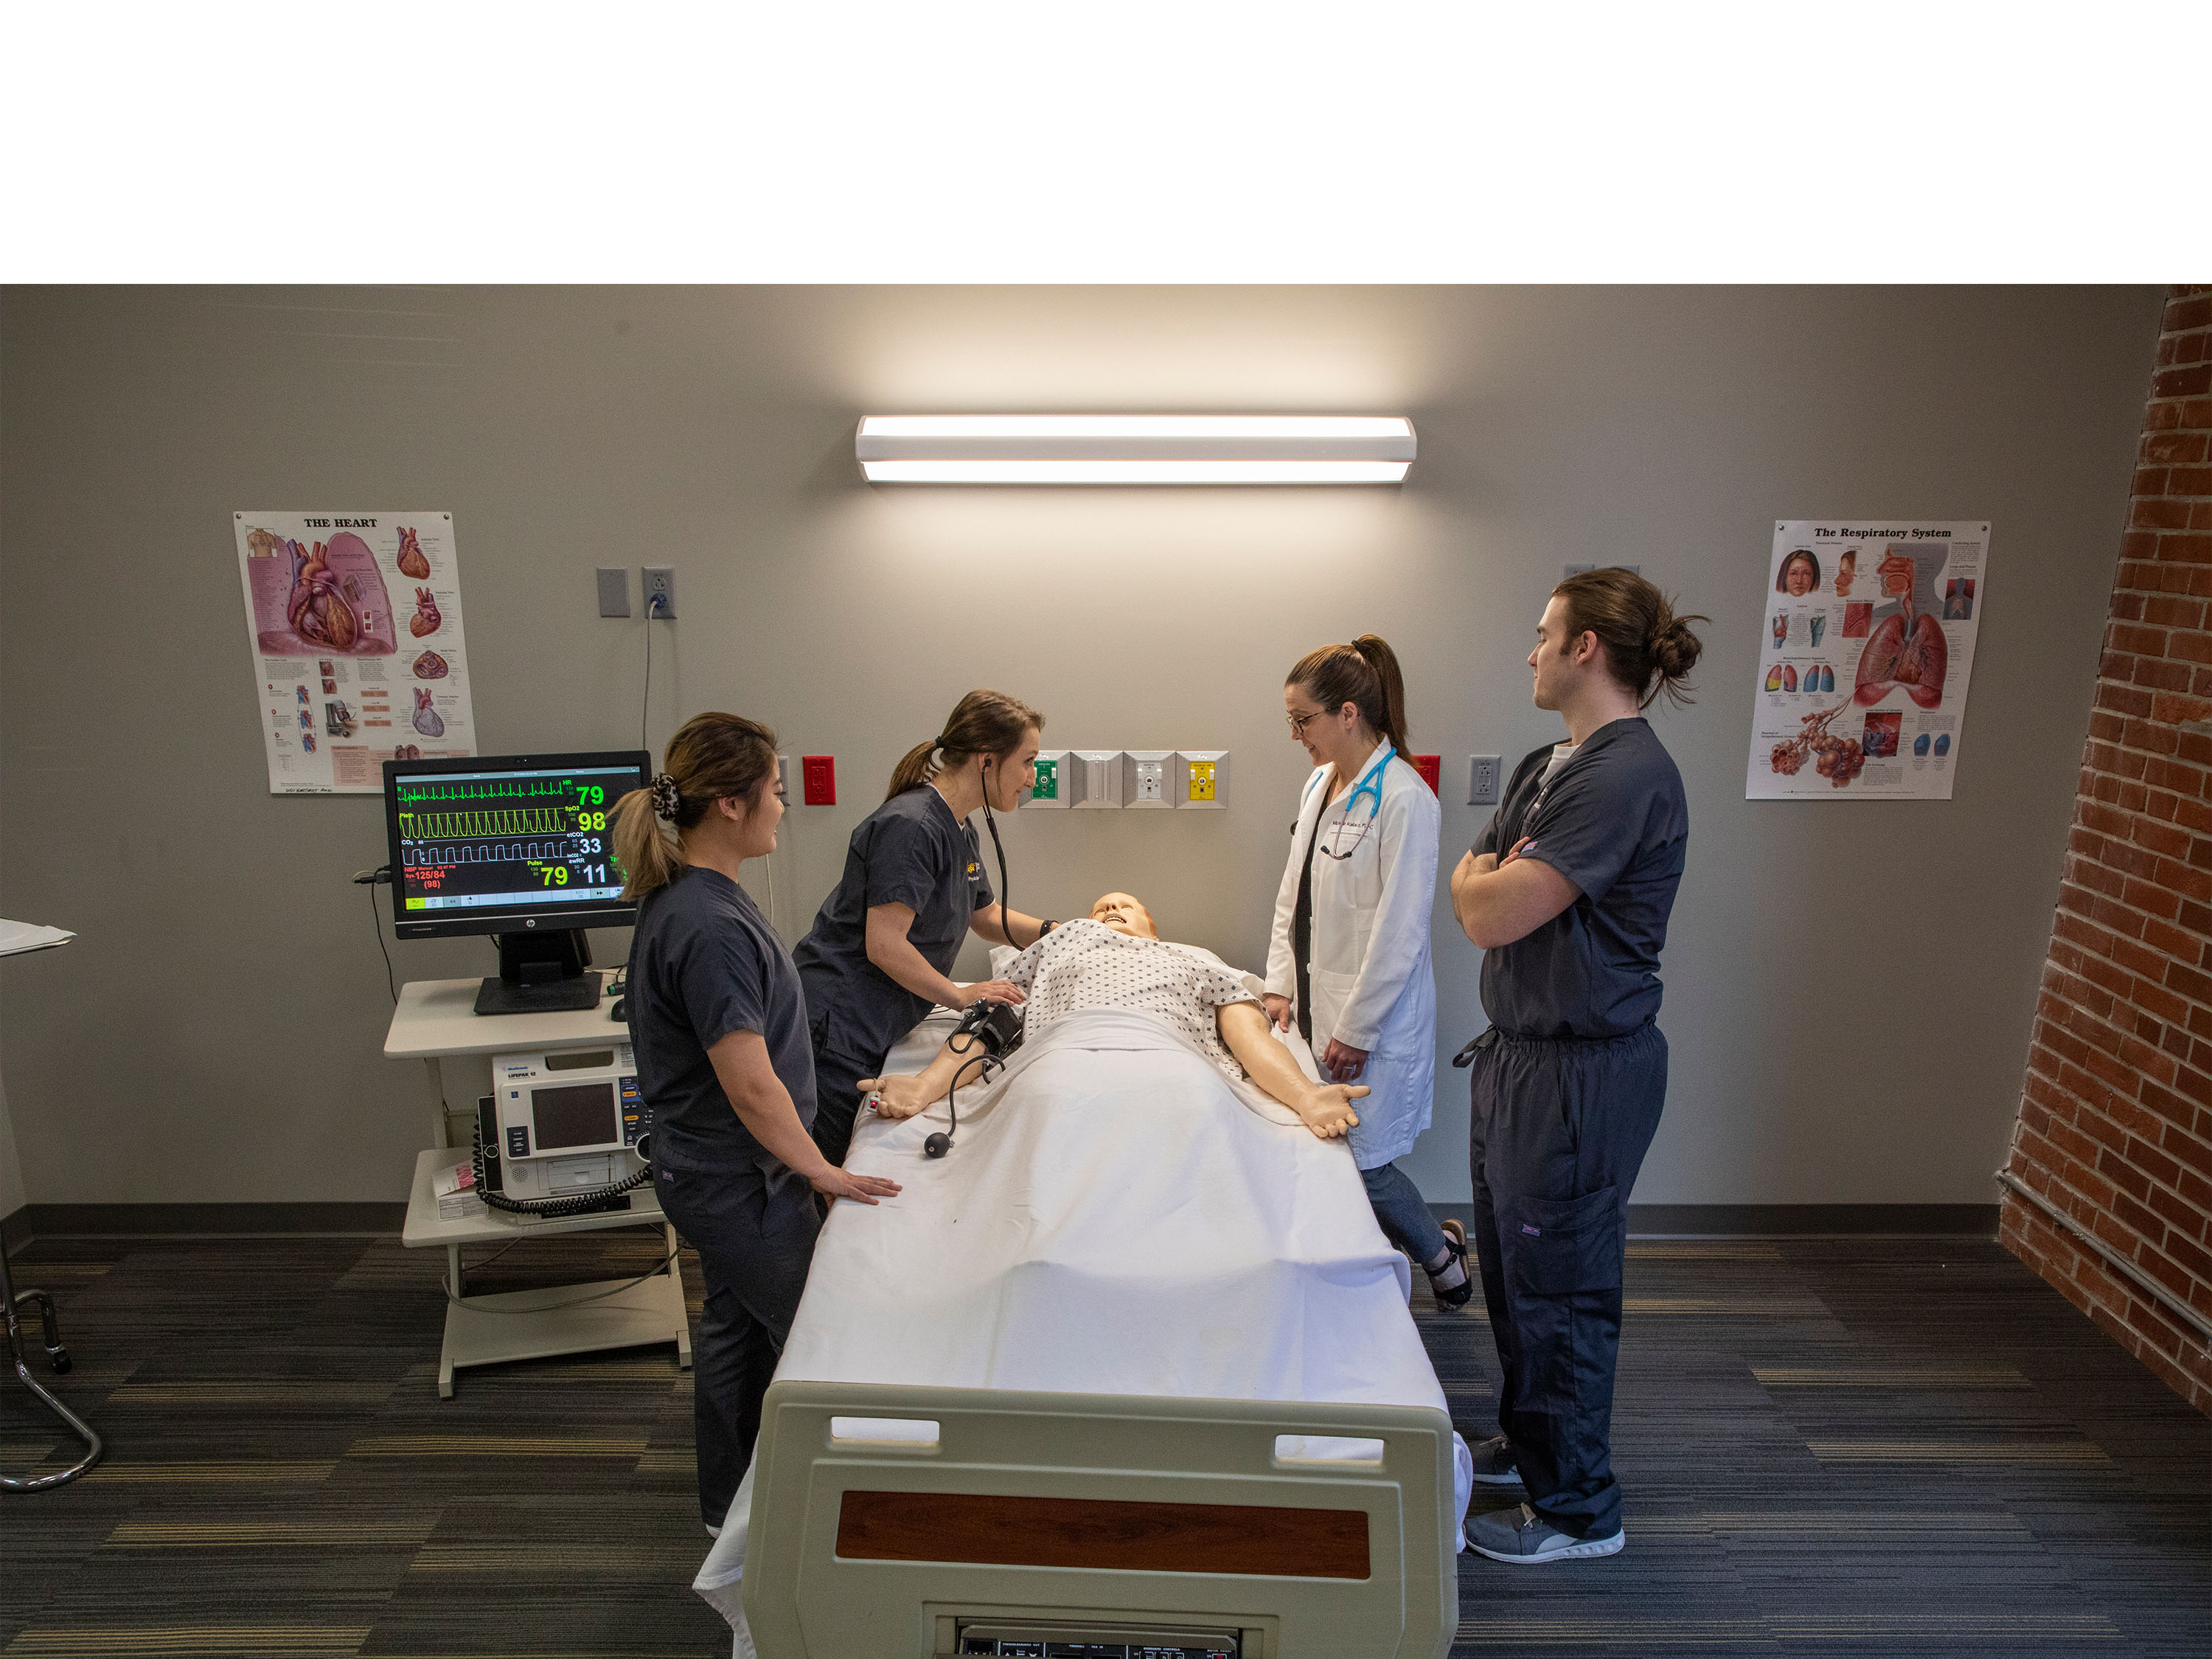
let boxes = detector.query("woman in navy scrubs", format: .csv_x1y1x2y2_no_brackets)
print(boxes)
612,712,902,1535
794,691,1055,1164
1447,568,1705,1566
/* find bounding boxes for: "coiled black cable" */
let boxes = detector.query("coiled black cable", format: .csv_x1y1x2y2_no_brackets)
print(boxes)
470,1119,651,1220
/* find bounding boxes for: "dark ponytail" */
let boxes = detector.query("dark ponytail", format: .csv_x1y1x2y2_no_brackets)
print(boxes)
611,712,779,900
1553,567,1709,709
1287,635,1411,758
886,689,1046,801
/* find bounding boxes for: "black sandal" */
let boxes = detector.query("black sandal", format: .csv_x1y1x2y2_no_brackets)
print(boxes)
1428,1218,1475,1310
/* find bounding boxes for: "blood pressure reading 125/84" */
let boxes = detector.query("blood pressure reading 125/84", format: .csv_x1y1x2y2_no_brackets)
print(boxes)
395,764,640,912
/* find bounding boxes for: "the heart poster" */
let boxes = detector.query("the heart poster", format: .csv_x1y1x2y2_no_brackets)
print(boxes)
1747,519,1986,800
234,510,479,794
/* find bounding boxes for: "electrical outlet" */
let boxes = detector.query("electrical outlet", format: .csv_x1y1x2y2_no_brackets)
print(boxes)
1469,754,1502,805
1175,750,1228,810
1412,754,1441,794
596,567,630,617
801,755,836,805
1022,750,1069,809
775,754,790,799
642,566,677,618
1123,750,1172,809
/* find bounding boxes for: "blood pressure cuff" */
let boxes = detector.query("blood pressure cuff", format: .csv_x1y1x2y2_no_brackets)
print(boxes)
1503,1184,1624,1298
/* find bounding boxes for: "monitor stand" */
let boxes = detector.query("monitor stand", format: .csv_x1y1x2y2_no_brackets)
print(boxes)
475,929,602,1016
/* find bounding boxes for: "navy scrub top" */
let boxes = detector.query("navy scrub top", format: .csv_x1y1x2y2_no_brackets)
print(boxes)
626,864,816,1174
1472,717,1689,1040
793,785,995,1068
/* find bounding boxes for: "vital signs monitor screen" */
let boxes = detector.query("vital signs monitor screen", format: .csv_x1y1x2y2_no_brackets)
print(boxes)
387,755,649,926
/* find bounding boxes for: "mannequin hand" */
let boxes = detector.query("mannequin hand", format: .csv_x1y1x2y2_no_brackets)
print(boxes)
953,979,1025,1009
1294,1083,1368,1140
1262,994,1294,1032
809,1164,902,1206
858,1074,938,1121
1321,1039,1368,1082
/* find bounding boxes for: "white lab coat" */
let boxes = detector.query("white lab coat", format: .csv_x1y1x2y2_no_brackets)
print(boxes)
1265,752,1440,1169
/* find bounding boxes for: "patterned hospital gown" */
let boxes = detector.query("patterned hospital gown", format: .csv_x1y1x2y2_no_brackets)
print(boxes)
1003,919,1259,1082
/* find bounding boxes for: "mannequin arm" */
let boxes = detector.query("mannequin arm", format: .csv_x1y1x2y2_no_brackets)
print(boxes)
1217,1001,1368,1140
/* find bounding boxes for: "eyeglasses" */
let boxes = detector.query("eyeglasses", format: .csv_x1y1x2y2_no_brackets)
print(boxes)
1287,709,1330,735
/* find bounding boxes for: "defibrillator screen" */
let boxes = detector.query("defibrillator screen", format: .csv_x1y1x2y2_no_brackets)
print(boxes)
530,1082,619,1151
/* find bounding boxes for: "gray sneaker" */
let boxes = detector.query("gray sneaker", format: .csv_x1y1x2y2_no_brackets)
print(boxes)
1468,1434,1523,1485
1467,1503,1624,1564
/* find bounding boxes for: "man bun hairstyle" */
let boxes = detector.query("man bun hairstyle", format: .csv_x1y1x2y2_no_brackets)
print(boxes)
610,712,779,900
887,689,1046,801
1287,635,1411,758
1554,567,1709,709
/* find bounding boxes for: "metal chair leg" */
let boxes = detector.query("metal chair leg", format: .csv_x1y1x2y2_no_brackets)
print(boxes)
1,1231,103,1492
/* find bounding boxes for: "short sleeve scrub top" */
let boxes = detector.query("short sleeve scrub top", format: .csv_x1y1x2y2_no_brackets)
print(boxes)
792,785,995,1163
626,863,822,1528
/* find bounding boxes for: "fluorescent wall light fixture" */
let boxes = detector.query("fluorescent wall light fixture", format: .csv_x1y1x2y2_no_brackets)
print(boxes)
855,415,1416,484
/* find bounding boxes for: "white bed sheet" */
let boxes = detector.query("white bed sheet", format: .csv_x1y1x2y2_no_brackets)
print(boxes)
697,1004,1472,1638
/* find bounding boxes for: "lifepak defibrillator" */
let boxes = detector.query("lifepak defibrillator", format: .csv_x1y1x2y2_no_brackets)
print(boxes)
474,1045,651,1214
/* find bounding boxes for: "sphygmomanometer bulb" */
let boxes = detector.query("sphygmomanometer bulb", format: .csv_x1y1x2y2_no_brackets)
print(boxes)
923,1133,951,1159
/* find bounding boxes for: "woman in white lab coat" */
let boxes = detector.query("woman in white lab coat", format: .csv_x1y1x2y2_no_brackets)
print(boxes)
1265,636,1469,1307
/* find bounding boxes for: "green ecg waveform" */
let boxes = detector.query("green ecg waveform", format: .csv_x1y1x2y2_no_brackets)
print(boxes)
396,778,574,804
400,807,569,839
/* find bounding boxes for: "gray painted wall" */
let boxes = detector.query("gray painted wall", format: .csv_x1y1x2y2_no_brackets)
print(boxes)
0,285,2159,1208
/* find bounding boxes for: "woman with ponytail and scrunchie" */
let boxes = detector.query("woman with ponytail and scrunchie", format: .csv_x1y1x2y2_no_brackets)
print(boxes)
1263,636,1457,1306
611,712,902,1538
792,690,1056,1166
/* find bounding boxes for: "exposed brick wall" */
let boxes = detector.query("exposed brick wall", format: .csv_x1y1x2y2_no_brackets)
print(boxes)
2002,285,2212,1414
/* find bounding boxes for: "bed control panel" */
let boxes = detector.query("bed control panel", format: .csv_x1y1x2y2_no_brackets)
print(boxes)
953,1624,1238,1659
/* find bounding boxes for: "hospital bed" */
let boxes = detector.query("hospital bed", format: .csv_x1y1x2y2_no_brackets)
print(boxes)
697,989,1471,1659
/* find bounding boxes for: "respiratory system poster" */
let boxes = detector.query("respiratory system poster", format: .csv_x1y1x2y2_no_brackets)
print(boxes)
233,511,479,794
1745,520,1987,801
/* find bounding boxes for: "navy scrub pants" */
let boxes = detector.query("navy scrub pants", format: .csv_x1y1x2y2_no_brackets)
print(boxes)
653,1158,822,1528
1467,1021,1666,1541
807,1037,877,1167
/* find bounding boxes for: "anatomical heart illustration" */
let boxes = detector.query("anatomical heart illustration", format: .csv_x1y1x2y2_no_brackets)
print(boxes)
246,530,397,655
238,512,476,793
396,525,431,580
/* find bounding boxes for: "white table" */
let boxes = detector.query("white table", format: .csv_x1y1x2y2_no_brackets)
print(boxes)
386,975,691,1398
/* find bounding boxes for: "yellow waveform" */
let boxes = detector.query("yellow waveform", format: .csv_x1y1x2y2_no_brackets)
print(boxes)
399,807,568,839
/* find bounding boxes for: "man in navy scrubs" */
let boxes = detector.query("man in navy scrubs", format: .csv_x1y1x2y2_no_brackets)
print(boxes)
1448,567,1705,1564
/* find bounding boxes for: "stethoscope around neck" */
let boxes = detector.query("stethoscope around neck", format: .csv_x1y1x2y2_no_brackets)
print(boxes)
1312,744,1394,860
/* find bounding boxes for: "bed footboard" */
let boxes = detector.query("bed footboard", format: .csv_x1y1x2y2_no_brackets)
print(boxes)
742,1381,1457,1659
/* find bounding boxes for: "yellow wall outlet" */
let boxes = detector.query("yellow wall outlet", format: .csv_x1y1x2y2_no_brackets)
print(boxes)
1189,759,1217,801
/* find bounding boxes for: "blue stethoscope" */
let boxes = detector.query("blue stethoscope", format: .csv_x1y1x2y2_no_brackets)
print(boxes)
1313,745,1394,860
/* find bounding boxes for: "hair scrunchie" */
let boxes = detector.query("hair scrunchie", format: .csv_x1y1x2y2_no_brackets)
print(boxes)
649,773,683,821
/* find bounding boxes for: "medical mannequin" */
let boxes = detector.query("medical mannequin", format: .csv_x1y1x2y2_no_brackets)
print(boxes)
1447,568,1705,1566
1262,639,1461,1307
610,712,901,1537
793,691,1055,1166
863,892,1368,1141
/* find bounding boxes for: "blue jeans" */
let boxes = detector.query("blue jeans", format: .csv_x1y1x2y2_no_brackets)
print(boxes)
1362,1159,1450,1267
